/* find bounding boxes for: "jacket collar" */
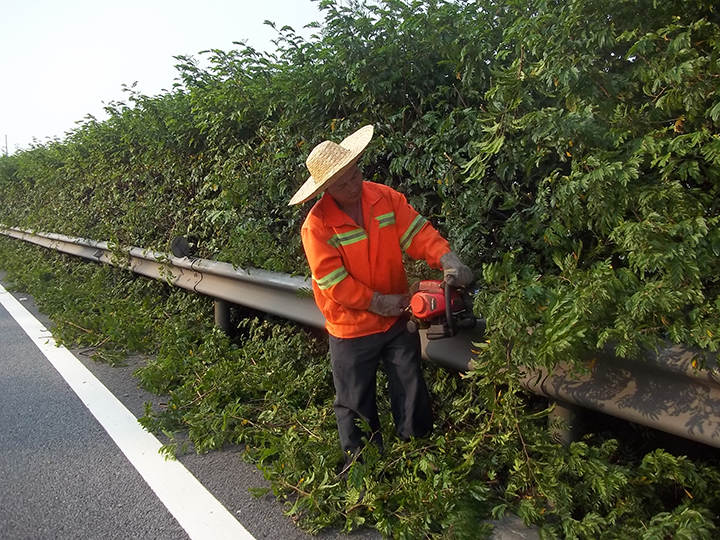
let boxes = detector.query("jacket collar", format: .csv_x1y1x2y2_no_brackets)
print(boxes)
320,182,382,227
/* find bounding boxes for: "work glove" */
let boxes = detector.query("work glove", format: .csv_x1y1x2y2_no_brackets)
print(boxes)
368,292,410,317
440,251,473,287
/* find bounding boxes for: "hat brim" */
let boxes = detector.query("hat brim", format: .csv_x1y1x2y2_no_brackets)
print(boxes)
289,125,374,205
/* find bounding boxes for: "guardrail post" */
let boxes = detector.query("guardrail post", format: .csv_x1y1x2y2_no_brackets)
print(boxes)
549,400,579,446
214,299,232,334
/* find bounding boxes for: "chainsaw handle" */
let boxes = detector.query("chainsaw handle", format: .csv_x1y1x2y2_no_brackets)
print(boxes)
444,280,456,337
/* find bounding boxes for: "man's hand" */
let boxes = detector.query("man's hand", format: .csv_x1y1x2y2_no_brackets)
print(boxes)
440,251,473,287
368,292,410,317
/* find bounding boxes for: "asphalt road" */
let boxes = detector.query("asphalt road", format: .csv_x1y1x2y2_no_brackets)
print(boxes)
0,278,537,540
0,282,389,540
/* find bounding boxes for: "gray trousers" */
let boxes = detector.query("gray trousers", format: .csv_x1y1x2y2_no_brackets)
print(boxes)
329,317,433,458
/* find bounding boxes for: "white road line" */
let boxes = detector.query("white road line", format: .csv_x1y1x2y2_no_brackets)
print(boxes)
0,284,256,540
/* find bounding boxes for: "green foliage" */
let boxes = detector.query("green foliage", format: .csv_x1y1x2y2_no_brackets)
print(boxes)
454,0,720,365
2,0,720,538
0,237,209,364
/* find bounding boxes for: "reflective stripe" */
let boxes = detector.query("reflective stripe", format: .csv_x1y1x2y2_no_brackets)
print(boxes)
328,228,368,248
400,215,427,251
375,211,396,228
314,266,349,290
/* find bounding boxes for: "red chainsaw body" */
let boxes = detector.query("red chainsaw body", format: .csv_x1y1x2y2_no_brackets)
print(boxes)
407,280,482,340
409,280,464,319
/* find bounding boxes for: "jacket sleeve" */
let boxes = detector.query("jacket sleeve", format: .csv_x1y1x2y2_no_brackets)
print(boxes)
301,219,375,311
390,189,450,269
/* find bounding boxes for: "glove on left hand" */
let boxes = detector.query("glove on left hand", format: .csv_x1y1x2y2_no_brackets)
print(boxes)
368,292,410,317
440,251,473,287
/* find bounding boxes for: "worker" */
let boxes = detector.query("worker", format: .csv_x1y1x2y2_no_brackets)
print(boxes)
289,124,473,467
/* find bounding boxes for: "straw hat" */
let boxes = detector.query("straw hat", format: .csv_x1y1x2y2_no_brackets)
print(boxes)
289,124,374,205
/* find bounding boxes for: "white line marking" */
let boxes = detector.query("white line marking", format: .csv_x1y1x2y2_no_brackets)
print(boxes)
0,284,256,540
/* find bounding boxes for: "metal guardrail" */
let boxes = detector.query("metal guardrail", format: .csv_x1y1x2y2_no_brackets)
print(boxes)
0,227,479,371
0,227,325,328
1,226,719,449
523,346,720,447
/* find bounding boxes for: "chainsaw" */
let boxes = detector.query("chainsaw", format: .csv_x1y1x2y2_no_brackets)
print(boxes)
406,279,479,340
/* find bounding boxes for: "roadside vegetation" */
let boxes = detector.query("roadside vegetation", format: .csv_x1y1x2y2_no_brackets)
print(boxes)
1,1,719,538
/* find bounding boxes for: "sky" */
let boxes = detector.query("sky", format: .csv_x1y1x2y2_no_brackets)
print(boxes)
1,0,326,154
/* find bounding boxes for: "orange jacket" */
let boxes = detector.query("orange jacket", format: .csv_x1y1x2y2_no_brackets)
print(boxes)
301,181,451,338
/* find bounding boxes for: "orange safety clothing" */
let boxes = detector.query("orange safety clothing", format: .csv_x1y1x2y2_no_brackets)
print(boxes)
301,181,451,338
